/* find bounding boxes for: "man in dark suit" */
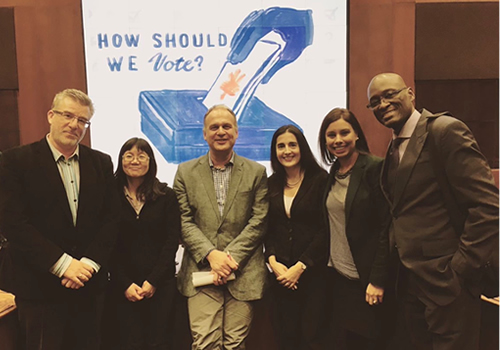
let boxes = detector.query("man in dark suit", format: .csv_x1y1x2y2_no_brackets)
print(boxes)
173,105,268,349
0,89,119,350
367,73,499,350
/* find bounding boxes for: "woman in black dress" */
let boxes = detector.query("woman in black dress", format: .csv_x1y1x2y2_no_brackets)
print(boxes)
111,137,180,350
265,125,329,350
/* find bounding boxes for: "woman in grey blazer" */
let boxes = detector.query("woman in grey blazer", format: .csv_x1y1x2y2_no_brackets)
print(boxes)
319,108,391,350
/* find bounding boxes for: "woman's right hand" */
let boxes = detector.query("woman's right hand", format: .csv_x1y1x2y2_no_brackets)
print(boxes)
124,283,144,302
268,255,288,278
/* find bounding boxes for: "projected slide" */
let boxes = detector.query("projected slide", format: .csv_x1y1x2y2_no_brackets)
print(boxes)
82,0,347,182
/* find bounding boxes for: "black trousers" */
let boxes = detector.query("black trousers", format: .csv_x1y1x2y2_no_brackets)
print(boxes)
115,280,176,350
326,267,389,350
16,292,105,350
269,268,328,350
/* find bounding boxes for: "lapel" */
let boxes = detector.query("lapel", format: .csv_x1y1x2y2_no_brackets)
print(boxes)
391,110,432,211
196,155,222,222
221,155,243,224
37,139,73,224
345,154,367,224
76,146,95,226
292,170,313,213
380,143,392,203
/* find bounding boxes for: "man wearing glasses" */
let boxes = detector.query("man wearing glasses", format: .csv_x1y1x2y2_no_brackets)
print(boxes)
0,89,119,350
367,73,498,350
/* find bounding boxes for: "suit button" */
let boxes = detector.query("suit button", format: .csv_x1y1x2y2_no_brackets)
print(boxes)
289,237,292,241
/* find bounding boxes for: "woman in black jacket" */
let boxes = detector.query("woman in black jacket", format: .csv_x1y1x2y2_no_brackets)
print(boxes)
319,108,391,350
111,137,180,350
265,125,328,350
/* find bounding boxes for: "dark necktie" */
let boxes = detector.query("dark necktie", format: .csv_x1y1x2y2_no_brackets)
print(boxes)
385,138,404,200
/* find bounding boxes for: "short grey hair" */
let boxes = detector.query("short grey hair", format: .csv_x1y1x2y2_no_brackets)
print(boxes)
203,104,238,130
51,89,95,117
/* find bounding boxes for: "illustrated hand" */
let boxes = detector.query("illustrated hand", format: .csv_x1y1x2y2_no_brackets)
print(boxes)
125,283,145,302
227,7,314,84
207,250,239,278
276,262,304,290
141,280,156,299
61,259,94,289
365,283,384,306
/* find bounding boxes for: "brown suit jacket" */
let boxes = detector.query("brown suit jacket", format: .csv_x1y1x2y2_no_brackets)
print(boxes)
382,109,499,306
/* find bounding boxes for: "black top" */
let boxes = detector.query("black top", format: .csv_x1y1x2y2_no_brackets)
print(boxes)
110,183,181,292
265,169,329,268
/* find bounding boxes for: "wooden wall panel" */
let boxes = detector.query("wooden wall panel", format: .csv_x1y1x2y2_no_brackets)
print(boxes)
0,7,19,151
12,1,89,146
349,0,415,157
415,79,499,167
0,91,19,152
415,2,499,168
415,2,499,80
0,7,18,90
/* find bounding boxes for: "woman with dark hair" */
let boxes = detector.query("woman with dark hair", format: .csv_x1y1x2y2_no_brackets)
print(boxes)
318,108,390,349
111,137,180,350
265,125,329,350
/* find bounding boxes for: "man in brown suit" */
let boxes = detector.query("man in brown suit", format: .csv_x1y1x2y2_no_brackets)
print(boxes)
367,73,499,350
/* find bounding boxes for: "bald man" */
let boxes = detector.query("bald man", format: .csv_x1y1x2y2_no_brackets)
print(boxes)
366,73,499,350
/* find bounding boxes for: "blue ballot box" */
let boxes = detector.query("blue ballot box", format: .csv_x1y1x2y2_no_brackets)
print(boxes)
139,7,313,163
139,89,302,163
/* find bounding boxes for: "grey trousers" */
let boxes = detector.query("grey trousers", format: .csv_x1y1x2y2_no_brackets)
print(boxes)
187,286,254,350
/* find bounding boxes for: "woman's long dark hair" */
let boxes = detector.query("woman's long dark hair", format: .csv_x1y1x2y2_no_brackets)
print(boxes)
318,108,370,165
114,137,166,201
269,125,323,195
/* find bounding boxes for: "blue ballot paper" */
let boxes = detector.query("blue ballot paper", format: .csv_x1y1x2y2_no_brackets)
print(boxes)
139,7,313,163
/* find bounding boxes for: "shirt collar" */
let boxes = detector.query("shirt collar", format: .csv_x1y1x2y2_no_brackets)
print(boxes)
393,109,421,140
208,152,235,168
46,134,79,162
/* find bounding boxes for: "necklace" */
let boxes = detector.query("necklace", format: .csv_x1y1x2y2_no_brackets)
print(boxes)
335,168,353,180
286,172,304,188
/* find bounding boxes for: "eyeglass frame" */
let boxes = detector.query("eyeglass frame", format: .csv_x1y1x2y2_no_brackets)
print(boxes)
366,87,409,110
52,110,91,129
122,153,150,163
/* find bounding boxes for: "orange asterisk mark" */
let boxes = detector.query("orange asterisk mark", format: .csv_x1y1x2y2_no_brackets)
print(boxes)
220,69,246,100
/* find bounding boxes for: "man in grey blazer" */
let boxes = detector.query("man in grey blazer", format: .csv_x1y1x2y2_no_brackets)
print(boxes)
173,105,269,349
367,73,499,350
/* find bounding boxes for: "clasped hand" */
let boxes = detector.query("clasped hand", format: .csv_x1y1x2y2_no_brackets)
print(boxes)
207,250,239,286
269,257,303,290
61,259,94,290
124,280,157,302
365,283,384,306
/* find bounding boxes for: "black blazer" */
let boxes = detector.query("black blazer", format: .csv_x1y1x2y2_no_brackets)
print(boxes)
111,183,181,293
324,153,390,288
265,169,328,268
0,138,119,299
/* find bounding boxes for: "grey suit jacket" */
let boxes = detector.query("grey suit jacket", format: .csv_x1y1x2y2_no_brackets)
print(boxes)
173,153,269,301
382,109,499,306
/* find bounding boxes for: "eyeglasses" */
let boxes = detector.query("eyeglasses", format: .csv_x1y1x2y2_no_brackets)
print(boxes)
52,110,91,129
366,87,409,110
122,153,150,163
